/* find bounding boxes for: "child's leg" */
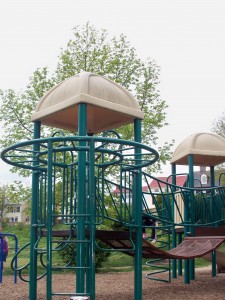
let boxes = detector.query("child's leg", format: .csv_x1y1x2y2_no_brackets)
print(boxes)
151,222,157,241
151,228,155,239
142,227,147,238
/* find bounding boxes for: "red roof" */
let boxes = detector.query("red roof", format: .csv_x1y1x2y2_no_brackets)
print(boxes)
149,176,187,188
113,176,187,194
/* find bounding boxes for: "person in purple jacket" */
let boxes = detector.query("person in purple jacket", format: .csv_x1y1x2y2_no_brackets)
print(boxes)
0,227,9,271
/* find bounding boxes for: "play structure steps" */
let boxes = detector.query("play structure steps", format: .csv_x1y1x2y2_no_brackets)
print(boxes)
145,226,171,283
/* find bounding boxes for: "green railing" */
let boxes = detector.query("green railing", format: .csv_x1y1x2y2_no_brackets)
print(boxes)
142,172,225,228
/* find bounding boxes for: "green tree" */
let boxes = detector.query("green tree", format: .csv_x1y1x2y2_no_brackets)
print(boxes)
211,111,225,170
0,22,174,176
0,185,9,221
211,110,225,138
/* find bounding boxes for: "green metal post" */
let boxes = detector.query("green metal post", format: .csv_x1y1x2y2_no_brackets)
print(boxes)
30,121,40,300
134,119,142,300
210,166,215,187
46,140,53,299
86,132,94,298
210,166,217,277
188,154,195,280
88,139,96,300
76,103,87,293
211,250,217,277
177,232,183,275
171,163,177,279
210,166,216,219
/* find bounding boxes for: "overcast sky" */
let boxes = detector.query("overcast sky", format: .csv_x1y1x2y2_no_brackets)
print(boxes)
0,0,225,183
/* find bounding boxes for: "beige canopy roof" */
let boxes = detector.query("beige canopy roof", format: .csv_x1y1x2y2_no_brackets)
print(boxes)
31,71,144,134
170,132,225,166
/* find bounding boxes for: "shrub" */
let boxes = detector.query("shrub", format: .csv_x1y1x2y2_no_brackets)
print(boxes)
59,239,110,271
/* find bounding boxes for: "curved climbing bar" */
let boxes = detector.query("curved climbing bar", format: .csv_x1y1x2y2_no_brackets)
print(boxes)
1,136,159,171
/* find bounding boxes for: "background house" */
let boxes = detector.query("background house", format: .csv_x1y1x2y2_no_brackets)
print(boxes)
4,202,29,224
149,175,187,192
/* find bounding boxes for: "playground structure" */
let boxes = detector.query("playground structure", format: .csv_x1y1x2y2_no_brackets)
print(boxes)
1,72,225,299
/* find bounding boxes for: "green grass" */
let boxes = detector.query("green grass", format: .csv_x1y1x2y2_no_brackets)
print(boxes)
99,251,211,273
3,224,30,247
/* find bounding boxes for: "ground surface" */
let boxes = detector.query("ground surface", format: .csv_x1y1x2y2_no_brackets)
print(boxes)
0,267,225,299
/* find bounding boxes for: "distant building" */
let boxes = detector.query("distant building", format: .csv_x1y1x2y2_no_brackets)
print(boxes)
148,175,187,192
4,202,29,224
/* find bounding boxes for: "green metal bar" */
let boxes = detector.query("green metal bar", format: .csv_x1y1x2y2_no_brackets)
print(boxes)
76,103,87,293
188,155,195,281
70,166,75,216
210,166,216,220
211,250,217,277
210,166,217,276
177,232,183,276
134,119,142,300
52,153,57,226
86,138,91,296
88,139,96,300
29,121,40,300
43,173,47,224
171,163,177,279
210,166,215,187
184,259,190,284
100,167,105,224
46,140,53,299
61,155,66,224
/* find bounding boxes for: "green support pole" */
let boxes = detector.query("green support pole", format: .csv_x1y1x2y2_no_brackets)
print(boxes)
76,103,87,294
185,154,195,283
177,232,183,275
171,163,177,279
88,139,96,300
211,250,217,277
210,166,215,187
210,166,217,277
210,166,216,219
134,119,142,300
46,140,53,299
30,121,40,300
86,132,94,298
